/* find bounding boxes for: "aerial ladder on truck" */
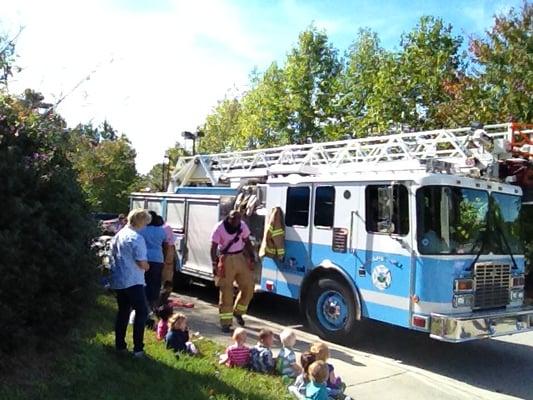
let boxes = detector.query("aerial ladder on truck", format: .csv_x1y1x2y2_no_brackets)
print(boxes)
169,123,533,199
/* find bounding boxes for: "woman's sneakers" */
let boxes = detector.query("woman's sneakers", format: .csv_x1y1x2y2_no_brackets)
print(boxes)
133,351,145,358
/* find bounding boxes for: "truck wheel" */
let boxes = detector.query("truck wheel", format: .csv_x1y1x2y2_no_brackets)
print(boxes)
305,277,360,344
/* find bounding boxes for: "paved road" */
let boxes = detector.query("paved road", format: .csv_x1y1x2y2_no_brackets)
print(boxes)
174,284,533,400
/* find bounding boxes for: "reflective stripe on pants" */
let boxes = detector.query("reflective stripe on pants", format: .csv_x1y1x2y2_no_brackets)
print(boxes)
218,253,254,326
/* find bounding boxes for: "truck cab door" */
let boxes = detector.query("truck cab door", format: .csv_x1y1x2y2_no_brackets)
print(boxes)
354,182,414,328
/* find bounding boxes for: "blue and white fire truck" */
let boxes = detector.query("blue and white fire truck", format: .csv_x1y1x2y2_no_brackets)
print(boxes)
130,123,533,343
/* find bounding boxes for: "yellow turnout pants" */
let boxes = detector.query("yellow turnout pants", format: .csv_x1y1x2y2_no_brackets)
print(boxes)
218,253,254,327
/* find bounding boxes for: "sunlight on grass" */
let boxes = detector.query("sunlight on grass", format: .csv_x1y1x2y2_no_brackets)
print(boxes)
1,294,292,400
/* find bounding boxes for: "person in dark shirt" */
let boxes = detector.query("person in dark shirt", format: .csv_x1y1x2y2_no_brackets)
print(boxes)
165,313,197,355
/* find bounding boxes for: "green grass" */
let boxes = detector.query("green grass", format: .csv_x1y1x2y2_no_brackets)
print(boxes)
1,293,292,400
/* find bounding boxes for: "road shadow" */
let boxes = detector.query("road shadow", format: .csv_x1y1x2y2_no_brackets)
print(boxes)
179,284,533,400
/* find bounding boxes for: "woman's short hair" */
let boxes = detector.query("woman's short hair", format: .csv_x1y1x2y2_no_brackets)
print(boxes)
148,211,164,226
127,208,151,228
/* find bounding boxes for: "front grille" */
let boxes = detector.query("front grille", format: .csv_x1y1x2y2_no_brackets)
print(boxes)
474,263,511,309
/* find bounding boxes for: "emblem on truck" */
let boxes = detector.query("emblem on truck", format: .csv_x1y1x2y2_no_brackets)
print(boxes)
372,265,392,290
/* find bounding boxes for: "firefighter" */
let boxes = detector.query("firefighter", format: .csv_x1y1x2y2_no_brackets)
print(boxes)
210,210,256,333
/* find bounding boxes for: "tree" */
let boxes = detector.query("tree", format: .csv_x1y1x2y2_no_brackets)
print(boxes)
240,63,291,147
338,29,391,136
199,97,243,153
68,122,138,213
138,142,190,192
469,2,533,123
397,16,464,129
0,30,16,86
284,26,342,142
0,90,97,356
140,162,165,192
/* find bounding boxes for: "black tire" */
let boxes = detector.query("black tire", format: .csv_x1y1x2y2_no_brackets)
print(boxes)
304,277,361,344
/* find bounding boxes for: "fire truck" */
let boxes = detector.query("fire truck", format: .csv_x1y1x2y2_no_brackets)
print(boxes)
130,123,533,343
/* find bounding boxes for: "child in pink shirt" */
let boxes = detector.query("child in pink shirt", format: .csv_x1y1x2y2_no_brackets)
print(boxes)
155,304,173,341
219,328,250,368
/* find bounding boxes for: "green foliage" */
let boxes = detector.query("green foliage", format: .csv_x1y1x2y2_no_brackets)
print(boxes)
284,26,342,142
138,142,190,192
0,294,292,400
240,63,291,147
201,4,531,145
0,91,97,356
398,16,464,129
68,122,138,213
200,26,342,150
0,31,16,86
338,29,387,136
199,97,243,153
470,2,533,123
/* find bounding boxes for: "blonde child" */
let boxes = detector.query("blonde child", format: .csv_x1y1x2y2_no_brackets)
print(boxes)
276,328,303,382
165,313,198,355
219,327,250,368
249,328,275,373
305,361,328,400
310,342,346,399
288,351,316,399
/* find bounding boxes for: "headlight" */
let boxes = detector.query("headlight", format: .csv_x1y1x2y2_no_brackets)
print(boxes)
510,290,524,302
512,275,525,288
453,294,474,308
454,278,474,293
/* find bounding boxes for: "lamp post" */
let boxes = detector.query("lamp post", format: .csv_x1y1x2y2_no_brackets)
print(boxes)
162,154,170,191
181,130,204,155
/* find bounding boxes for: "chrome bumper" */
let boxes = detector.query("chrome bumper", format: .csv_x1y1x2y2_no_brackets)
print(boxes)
430,307,533,343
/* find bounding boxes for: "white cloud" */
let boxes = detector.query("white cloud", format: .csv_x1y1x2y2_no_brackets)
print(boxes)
2,0,272,173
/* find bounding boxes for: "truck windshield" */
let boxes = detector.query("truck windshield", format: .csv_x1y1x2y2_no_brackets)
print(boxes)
491,192,523,254
417,186,522,255
417,186,488,254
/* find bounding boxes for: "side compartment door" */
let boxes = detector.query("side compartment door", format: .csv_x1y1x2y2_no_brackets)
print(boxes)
276,185,312,298
182,199,219,278
166,199,186,271
354,183,413,328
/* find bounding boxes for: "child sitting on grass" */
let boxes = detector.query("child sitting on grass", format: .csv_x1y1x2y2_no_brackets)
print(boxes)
310,342,347,399
288,351,316,399
276,328,303,383
305,361,329,400
219,327,250,368
249,328,275,373
155,304,173,341
165,313,198,355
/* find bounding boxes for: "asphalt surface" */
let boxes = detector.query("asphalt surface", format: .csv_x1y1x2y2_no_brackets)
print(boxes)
175,283,533,400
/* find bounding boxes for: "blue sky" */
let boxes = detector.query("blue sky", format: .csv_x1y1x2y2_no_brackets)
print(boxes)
2,0,521,173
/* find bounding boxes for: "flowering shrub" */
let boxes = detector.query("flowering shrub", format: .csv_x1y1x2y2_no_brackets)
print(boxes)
0,93,98,356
